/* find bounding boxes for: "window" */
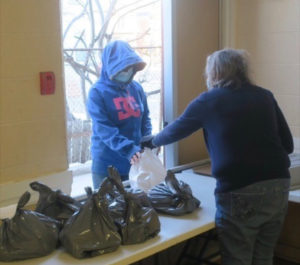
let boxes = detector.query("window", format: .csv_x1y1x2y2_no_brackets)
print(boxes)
62,0,163,178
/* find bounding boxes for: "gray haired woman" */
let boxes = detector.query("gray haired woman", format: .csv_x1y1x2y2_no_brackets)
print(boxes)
141,49,293,265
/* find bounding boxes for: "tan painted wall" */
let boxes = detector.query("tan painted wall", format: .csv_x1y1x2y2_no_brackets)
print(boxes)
0,0,219,186
234,0,300,152
4,0,295,182
174,0,219,164
0,0,68,184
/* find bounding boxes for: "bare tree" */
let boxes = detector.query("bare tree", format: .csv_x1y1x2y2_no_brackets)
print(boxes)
63,0,160,118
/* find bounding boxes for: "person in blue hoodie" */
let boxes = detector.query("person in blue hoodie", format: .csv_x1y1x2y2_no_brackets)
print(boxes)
141,49,293,265
87,40,152,189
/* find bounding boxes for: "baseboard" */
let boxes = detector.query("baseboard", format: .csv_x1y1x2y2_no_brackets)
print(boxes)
0,170,73,209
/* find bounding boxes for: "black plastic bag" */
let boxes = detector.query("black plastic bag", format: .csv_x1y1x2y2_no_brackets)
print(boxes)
59,185,121,259
148,170,201,216
0,192,60,261
30,181,81,225
104,178,152,223
107,166,160,245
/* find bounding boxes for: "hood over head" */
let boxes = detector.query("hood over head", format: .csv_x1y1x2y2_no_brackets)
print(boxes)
99,40,146,86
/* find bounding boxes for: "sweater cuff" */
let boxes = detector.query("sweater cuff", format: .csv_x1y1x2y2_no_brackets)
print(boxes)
152,136,159,147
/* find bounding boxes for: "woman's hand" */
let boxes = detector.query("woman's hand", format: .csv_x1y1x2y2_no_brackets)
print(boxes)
130,151,141,165
140,135,157,149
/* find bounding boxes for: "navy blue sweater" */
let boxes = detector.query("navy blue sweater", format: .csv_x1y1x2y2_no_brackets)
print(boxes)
153,84,293,193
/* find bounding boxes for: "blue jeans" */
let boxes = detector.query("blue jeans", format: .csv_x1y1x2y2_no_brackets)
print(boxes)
92,173,128,190
215,178,290,265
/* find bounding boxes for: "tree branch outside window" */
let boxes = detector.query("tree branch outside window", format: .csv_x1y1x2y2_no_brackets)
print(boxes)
62,0,162,164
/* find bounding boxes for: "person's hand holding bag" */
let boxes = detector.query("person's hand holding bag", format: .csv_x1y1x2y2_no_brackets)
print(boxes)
129,148,166,193
130,151,141,165
140,135,157,150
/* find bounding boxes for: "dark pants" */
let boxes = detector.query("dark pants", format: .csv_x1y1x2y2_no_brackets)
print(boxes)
215,178,290,265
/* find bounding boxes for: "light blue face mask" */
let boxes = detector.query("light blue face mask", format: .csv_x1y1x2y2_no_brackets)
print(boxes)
113,67,134,83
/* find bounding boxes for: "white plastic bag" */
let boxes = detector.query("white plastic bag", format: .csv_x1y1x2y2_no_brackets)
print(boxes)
129,148,167,193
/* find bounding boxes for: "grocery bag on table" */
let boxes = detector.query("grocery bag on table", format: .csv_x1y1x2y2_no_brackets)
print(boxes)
59,185,121,258
0,191,60,261
104,179,152,225
30,181,81,225
107,166,160,245
148,170,201,216
129,148,166,192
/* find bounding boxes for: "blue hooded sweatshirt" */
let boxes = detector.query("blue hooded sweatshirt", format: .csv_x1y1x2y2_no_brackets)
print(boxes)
87,41,152,176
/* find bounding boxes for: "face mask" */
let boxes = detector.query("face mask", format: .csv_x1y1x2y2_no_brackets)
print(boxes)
113,67,134,83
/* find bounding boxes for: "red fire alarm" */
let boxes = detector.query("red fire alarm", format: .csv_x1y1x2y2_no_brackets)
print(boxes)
40,72,55,95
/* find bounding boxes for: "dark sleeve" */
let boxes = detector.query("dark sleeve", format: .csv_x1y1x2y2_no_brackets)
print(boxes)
274,98,294,154
153,97,204,146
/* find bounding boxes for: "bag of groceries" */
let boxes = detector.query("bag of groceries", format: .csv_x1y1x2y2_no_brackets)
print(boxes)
148,170,201,216
0,191,60,261
59,185,121,258
30,181,81,225
129,148,166,192
107,166,160,245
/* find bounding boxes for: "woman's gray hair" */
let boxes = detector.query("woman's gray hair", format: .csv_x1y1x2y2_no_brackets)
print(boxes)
205,49,251,89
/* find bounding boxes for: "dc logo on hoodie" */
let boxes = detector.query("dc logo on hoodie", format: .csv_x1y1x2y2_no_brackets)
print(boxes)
113,96,141,120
